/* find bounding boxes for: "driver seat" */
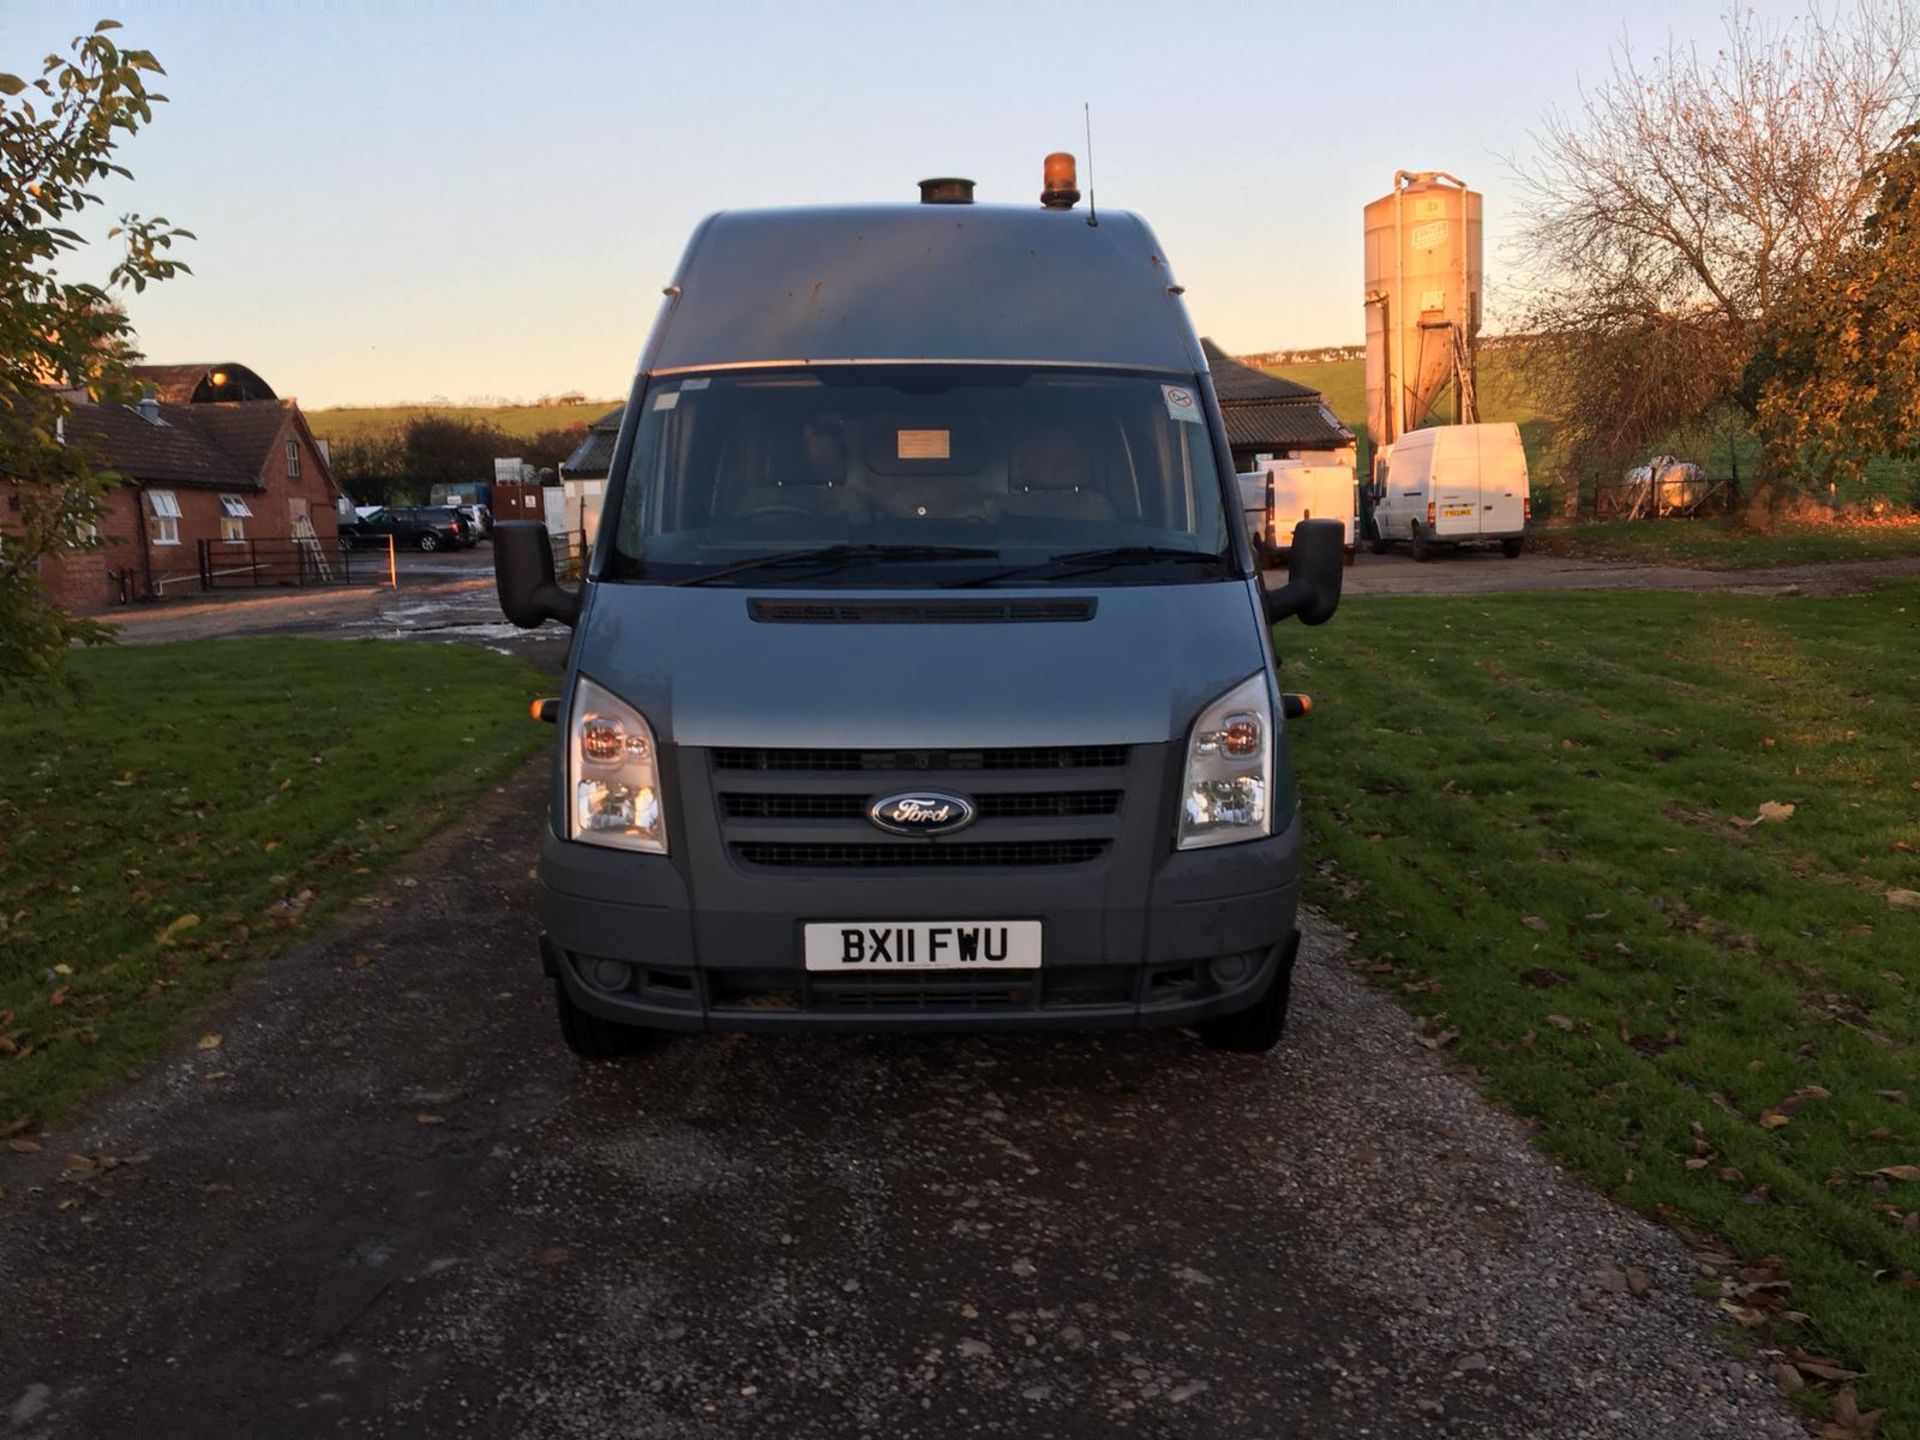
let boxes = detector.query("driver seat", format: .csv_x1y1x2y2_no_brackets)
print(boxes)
732,420,868,524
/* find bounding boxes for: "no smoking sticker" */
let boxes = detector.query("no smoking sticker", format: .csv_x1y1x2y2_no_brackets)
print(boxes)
1162,384,1200,422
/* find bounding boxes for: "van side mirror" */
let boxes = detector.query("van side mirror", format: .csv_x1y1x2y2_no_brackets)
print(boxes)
495,521,581,628
1263,518,1343,627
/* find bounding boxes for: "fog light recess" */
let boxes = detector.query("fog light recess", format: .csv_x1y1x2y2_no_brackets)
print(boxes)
1209,951,1257,987
587,957,633,992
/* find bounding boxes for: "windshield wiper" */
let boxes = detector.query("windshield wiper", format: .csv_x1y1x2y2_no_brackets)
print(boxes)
945,545,1227,588
675,542,998,586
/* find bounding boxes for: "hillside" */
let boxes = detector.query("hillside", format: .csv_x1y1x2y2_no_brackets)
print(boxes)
304,400,621,444
1261,353,1552,464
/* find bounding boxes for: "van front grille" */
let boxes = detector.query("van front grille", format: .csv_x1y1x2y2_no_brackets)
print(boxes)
732,840,1108,869
700,743,1142,876
722,790,1122,821
711,745,1129,773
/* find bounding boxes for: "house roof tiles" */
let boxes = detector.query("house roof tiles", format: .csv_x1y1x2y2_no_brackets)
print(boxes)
64,398,298,490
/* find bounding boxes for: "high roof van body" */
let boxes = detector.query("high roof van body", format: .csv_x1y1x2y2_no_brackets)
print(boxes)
496,176,1343,1056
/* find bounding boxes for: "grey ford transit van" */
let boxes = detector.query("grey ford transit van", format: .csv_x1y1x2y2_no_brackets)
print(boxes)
497,166,1343,1056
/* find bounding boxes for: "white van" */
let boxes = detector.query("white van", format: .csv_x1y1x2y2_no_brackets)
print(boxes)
1366,422,1529,560
1239,460,1357,567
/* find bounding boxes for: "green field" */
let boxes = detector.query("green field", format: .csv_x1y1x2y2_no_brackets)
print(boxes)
0,640,545,1132
305,399,621,444
1286,584,1920,1434
1532,519,1920,569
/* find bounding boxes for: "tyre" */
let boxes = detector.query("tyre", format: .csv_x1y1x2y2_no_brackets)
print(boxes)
1367,529,1388,556
554,982,668,1060
1342,546,1357,568
1410,528,1432,563
1196,935,1299,1054
1501,537,1525,558
417,530,441,553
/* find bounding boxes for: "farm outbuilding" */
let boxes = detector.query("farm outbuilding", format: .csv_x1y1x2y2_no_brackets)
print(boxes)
559,405,625,482
126,362,280,406
1202,339,1355,473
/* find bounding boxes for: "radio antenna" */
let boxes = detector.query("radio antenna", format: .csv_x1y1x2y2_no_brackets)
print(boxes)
1084,102,1098,227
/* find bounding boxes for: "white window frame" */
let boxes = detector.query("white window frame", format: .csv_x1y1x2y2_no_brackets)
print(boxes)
147,488,181,546
286,438,301,479
219,493,252,544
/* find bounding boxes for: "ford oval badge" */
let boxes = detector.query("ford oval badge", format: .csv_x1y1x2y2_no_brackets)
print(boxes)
869,790,977,837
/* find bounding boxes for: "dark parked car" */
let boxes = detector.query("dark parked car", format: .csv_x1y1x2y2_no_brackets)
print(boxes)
342,505,474,552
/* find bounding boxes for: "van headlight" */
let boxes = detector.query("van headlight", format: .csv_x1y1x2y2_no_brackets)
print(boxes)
568,676,667,853
1177,673,1274,850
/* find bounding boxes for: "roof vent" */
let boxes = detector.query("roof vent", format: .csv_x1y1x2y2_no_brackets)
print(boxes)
917,177,975,205
135,392,165,426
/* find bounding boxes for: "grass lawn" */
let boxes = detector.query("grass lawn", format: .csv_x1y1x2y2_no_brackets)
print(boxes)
304,399,620,444
0,639,546,1137
1285,582,1920,1434
1531,519,1920,570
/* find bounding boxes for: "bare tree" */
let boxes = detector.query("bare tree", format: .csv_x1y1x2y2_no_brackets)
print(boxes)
1510,2,1919,501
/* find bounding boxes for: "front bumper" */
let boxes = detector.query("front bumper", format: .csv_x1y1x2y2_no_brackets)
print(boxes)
539,810,1301,1034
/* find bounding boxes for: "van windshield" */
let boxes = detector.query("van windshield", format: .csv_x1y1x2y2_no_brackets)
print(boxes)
605,366,1233,587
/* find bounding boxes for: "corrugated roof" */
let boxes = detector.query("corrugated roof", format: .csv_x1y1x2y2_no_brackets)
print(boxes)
561,425,618,477
1219,400,1353,452
1201,339,1321,403
127,363,278,405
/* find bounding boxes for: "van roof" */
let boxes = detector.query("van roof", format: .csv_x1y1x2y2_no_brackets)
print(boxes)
1384,422,1522,452
643,205,1205,376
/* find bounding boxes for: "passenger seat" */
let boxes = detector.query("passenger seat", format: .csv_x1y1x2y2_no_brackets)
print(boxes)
991,430,1115,522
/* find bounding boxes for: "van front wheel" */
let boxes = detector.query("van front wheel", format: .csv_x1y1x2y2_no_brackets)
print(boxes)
1196,936,1299,1054
554,983,669,1060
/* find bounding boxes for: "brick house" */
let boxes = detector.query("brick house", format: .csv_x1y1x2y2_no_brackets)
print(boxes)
0,368,343,612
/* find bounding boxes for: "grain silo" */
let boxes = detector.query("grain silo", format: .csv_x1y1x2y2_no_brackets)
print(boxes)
1363,171,1483,449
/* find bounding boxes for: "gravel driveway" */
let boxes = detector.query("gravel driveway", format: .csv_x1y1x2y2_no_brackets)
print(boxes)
0,765,1800,1439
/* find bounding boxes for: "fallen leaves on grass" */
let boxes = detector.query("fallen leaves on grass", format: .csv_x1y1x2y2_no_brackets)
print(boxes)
195,1032,222,1051
154,913,200,947
1820,1387,1886,1439
1870,1165,1920,1183
1521,915,1549,932
1730,801,1796,830
1886,889,1920,910
1761,1085,1834,1127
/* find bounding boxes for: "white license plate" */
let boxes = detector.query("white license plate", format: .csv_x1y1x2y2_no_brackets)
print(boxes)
803,921,1042,971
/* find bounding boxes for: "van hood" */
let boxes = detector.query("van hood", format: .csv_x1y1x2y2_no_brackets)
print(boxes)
571,580,1270,749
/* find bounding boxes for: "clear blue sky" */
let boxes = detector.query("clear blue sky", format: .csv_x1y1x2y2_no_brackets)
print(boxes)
4,1,1807,409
